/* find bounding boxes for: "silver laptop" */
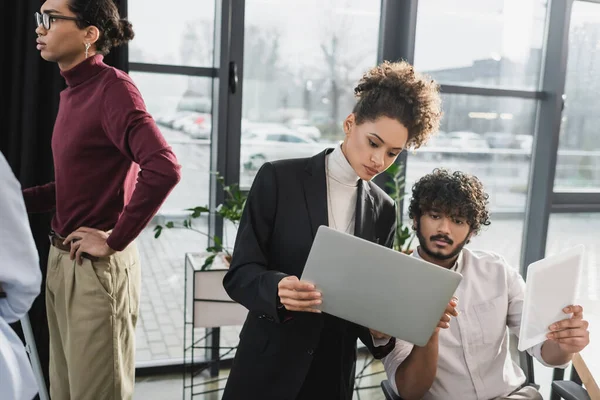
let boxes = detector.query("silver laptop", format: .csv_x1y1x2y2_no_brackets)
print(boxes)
301,225,463,347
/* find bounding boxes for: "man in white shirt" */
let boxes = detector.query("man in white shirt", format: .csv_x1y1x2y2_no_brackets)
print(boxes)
0,152,41,400
383,168,590,400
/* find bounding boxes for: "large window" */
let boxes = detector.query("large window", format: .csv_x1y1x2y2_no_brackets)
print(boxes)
405,95,536,267
124,1,598,397
531,213,600,399
414,0,547,89
406,0,548,268
128,72,213,364
554,1,600,192
239,0,382,189
128,0,215,67
128,0,217,365
546,213,600,314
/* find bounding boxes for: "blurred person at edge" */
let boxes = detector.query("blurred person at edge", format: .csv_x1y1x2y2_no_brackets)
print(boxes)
0,152,42,400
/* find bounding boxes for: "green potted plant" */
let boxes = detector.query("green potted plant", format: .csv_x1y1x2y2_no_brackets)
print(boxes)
384,162,415,254
153,173,246,270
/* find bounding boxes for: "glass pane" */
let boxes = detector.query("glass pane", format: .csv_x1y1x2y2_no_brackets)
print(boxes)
414,0,547,90
129,72,213,363
405,94,538,267
554,1,600,192
240,0,382,189
547,213,600,316
128,0,215,67
532,213,600,398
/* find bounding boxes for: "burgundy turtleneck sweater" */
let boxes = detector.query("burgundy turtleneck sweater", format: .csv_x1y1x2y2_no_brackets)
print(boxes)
23,55,181,251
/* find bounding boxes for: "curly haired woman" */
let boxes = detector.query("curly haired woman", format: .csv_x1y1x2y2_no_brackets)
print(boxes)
222,60,443,400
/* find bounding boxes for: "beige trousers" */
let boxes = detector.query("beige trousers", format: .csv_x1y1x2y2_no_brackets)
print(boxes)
46,242,141,400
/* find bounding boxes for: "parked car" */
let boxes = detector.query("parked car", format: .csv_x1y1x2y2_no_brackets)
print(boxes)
483,132,519,149
156,110,195,129
241,121,289,135
286,118,322,140
421,131,452,160
447,131,489,149
155,95,213,138
241,127,324,170
177,96,212,114
182,113,212,139
446,131,490,159
515,134,533,152
172,113,199,131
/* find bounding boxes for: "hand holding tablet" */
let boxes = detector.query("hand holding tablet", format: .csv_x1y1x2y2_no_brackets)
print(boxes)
518,245,585,352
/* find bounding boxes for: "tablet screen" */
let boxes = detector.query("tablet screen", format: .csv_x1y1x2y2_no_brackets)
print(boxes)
518,245,585,352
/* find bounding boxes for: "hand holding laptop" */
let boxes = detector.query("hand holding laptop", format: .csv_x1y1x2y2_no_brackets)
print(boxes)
278,276,322,313
437,298,459,331
371,298,459,343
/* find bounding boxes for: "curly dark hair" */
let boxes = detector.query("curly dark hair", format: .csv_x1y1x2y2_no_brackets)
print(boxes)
408,169,491,235
68,0,134,55
352,60,442,149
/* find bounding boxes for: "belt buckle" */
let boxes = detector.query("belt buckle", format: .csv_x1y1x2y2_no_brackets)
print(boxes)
48,230,56,245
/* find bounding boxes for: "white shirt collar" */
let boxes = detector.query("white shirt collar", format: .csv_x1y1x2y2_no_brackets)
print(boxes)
327,143,360,187
412,246,464,274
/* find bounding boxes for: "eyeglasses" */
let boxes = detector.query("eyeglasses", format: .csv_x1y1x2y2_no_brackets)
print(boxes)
35,12,83,30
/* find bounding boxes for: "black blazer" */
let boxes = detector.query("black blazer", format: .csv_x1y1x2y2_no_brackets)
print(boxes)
222,149,397,400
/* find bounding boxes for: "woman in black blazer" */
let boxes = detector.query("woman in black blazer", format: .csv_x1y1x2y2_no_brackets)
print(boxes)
223,61,442,400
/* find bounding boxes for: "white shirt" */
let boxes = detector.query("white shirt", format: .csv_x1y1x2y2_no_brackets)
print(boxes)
0,153,41,400
325,144,359,234
382,248,569,400
326,145,390,348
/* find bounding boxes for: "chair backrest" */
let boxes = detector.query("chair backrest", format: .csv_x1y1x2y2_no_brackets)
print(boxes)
508,331,537,387
381,379,402,400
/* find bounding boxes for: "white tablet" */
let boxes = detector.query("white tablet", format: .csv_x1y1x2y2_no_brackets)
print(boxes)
518,244,585,352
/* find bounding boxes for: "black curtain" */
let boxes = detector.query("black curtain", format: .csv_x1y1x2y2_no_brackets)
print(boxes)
0,0,127,393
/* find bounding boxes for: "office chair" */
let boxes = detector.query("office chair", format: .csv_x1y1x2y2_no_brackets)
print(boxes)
551,366,591,400
0,286,49,400
21,314,50,400
380,379,402,400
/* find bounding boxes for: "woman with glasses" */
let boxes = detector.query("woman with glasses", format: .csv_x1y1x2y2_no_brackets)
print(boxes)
222,61,443,400
25,1,181,399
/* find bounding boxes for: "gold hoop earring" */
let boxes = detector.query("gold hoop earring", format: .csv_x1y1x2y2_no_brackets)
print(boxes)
85,43,91,58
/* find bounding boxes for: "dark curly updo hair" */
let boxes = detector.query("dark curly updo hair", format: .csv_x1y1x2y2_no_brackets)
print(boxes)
352,60,442,149
68,0,134,55
408,169,491,235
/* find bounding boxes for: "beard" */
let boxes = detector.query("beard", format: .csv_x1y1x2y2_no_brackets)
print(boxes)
416,220,470,263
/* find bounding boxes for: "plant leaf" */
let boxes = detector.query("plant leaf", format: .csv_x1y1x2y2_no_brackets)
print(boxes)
201,254,216,271
387,163,398,175
186,206,209,218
